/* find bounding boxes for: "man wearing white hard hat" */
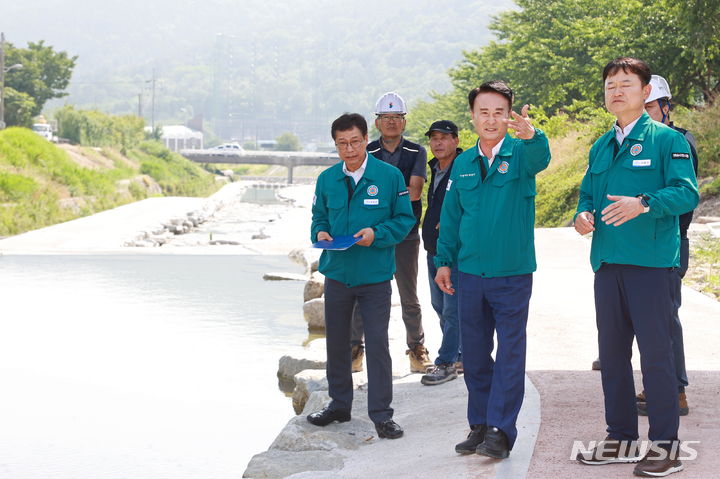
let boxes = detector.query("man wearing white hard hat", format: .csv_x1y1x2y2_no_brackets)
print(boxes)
635,74,699,417
349,91,431,375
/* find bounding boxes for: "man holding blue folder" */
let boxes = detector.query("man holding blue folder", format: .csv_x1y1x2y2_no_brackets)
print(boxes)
307,113,415,439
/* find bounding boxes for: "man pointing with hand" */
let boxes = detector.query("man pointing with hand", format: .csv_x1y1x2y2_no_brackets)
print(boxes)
434,81,551,459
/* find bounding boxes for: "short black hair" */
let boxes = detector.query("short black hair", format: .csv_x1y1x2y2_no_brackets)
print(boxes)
602,57,652,85
468,81,514,111
331,113,367,140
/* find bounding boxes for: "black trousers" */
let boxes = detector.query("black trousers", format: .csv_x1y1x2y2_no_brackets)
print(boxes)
595,264,679,443
351,238,424,348
324,278,393,423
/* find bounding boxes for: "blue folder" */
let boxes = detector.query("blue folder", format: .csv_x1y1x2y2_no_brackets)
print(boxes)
312,235,361,251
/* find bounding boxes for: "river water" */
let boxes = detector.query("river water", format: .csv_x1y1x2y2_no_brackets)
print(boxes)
0,254,308,479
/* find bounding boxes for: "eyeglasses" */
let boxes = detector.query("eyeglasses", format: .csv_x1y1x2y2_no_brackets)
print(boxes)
377,115,406,123
335,139,364,150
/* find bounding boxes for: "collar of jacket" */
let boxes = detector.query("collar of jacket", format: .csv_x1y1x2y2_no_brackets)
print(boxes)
473,133,514,162
335,153,380,182
606,111,652,148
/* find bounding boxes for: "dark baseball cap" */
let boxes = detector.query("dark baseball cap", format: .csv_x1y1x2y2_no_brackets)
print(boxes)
425,120,459,137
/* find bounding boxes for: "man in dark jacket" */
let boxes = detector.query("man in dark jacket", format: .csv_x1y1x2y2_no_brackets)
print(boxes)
350,91,431,374
420,120,463,386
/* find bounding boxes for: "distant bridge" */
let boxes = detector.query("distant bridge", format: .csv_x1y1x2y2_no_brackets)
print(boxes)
180,149,340,183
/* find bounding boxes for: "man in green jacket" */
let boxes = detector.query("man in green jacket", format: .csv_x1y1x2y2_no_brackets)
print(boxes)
434,81,551,459
574,57,698,477
306,113,415,440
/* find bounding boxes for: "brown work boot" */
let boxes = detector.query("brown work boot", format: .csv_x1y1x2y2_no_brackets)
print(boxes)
678,392,689,415
454,361,464,374
406,344,432,373
633,444,683,477
351,344,364,373
637,391,689,416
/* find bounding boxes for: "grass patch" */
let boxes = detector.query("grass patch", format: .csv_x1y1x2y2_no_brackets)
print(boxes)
687,233,720,298
129,141,219,197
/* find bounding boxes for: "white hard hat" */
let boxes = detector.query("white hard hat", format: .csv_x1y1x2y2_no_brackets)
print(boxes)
646,75,672,103
374,92,407,114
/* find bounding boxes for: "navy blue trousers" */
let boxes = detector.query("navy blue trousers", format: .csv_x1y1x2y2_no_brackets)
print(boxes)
595,264,679,442
670,237,689,391
324,278,393,424
458,271,533,449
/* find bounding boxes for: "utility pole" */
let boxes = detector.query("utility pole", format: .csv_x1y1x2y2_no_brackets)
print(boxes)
150,68,156,131
0,32,6,130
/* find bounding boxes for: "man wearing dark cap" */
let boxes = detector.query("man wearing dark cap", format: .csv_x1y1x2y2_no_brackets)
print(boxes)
420,120,463,386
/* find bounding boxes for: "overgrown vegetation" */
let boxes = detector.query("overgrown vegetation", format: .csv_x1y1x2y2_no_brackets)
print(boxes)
687,234,720,298
130,141,218,197
55,106,145,154
0,124,219,236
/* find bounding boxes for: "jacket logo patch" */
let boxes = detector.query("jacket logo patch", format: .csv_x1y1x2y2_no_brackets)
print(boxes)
459,173,475,177
367,185,379,196
672,152,690,160
398,190,409,196
446,179,453,191
364,199,379,205
498,161,510,174
632,159,651,167
630,144,643,156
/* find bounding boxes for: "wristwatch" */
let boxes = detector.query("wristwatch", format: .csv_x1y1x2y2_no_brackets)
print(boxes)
636,194,650,213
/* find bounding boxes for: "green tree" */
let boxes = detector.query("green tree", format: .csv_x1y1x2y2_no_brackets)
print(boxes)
275,132,301,151
4,40,77,123
410,0,720,130
2,87,36,127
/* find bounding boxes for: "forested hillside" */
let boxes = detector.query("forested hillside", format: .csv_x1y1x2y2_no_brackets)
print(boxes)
3,0,513,141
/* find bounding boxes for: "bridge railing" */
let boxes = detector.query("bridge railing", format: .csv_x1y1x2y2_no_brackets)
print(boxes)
179,149,341,183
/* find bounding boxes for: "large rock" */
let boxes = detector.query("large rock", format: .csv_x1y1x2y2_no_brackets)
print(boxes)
243,449,343,479
277,351,327,383
291,369,328,414
303,298,325,331
309,259,319,273
288,247,309,270
269,415,371,452
263,272,307,281
303,276,324,302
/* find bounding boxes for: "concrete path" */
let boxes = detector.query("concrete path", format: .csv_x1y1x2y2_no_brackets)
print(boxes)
250,227,720,478
525,228,720,479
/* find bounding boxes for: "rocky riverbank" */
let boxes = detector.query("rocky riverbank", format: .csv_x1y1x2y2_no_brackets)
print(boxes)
0,181,315,255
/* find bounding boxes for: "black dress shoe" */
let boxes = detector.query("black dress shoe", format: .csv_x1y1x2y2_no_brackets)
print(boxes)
455,424,487,454
476,426,510,459
306,407,351,426
375,419,404,439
